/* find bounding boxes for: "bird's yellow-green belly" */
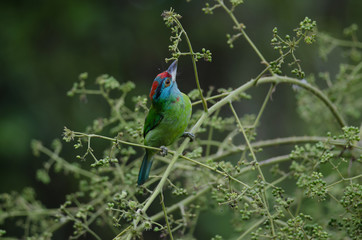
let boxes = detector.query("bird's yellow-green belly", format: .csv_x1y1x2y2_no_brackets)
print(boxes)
144,114,187,147
144,92,192,148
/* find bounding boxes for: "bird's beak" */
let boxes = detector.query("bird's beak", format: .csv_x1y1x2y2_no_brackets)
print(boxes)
167,60,178,82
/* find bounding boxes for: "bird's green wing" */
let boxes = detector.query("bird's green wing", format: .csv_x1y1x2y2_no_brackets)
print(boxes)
143,107,163,138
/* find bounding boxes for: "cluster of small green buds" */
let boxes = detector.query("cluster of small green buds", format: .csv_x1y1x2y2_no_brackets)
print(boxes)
67,72,88,97
271,18,317,78
161,8,181,27
295,17,317,44
119,81,136,93
211,235,223,240
291,68,305,78
206,115,235,130
202,1,223,15
31,139,42,157
340,183,361,213
339,183,362,238
202,3,214,14
230,0,244,8
340,126,360,148
124,126,142,139
343,23,358,36
73,138,82,149
296,171,327,201
36,169,50,184
239,203,252,220
114,190,128,201
279,213,329,240
195,48,212,62
133,95,148,112
272,187,294,209
63,126,75,142
90,156,118,168
270,60,282,75
96,75,121,91
172,187,188,196
188,89,201,100
185,146,203,158
226,33,242,48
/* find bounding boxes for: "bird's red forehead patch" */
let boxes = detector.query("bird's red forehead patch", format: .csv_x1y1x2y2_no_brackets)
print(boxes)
157,72,171,79
149,81,159,99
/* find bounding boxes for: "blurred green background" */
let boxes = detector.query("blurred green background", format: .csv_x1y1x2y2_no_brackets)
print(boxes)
0,0,361,239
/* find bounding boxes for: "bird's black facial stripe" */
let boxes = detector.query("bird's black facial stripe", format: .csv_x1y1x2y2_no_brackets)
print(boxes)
154,80,164,99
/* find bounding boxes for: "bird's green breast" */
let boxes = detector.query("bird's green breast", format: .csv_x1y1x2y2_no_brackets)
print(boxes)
144,93,191,148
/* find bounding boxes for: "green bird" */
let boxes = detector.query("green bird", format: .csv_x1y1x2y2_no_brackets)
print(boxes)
138,60,193,185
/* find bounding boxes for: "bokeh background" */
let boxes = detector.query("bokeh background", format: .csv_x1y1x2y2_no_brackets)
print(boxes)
0,0,361,239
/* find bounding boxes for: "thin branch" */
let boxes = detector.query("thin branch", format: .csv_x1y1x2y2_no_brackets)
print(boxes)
217,0,274,76
149,186,210,224
237,217,267,240
252,84,275,128
36,142,99,179
192,92,229,106
172,16,208,112
160,192,174,240
229,101,276,237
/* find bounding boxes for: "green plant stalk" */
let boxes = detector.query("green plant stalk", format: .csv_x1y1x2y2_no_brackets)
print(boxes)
151,186,210,222
253,66,272,85
236,217,267,240
0,208,61,221
206,108,219,156
236,190,289,240
121,186,210,237
196,75,346,136
252,84,275,128
336,61,362,105
268,174,290,187
187,208,201,236
62,208,102,240
122,138,192,240
258,76,347,127
72,132,162,152
35,141,99,179
200,136,345,163
237,155,290,175
179,154,250,188
172,16,208,112
217,0,274,76
319,34,362,48
192,92,229,106
97,84,128,127
160,192,174,240
326,174,362,189
205,125,214,156
229,101,276,237
70,134,300,188
72,89,102,95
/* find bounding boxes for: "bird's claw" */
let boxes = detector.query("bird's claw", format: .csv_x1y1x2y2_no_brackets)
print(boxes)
182,132,195,142
160,146,168,156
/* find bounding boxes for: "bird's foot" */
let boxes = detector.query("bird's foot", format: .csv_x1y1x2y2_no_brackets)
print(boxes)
160,146,168,157
182,132,195,142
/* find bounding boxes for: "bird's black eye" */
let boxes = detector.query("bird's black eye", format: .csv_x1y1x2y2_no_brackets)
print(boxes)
164,78,171,87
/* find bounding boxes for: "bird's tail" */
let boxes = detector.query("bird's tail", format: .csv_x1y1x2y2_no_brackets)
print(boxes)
137,150,154,185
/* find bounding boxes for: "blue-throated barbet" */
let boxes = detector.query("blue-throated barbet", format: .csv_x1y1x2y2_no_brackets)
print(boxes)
138,60,193,185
